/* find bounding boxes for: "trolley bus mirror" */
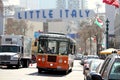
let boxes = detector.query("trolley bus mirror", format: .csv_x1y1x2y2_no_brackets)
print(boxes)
70,44,72,49
73,45,76,55
69,44,73,55
70,44,76,55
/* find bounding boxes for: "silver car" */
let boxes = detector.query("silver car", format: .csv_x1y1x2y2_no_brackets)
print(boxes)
87,54,120,80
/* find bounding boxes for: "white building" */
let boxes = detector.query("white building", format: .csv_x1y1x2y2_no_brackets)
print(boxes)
114,0,120,48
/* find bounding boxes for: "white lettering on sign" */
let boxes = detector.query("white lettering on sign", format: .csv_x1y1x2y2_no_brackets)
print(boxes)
14,9,95,21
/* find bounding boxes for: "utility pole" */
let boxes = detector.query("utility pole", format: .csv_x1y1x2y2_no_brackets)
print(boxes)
106,18,109,49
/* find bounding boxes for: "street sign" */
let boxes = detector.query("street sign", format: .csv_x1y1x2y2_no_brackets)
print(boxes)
14,9,95,21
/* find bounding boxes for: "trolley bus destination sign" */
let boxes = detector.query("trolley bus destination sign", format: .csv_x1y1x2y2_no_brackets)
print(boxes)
15,9,95,21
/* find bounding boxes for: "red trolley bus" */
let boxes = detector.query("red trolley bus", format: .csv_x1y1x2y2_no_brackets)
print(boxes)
35,33,76,74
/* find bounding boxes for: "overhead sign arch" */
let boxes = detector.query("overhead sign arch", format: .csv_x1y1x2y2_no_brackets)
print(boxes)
14,9,95,21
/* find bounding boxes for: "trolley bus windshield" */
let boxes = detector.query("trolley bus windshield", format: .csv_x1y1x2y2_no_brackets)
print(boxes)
37,33,76,55
38,39,68,55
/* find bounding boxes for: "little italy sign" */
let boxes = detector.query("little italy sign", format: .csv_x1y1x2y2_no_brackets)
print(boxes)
14,9,95,21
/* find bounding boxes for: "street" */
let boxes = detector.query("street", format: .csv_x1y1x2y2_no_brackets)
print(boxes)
0,60,84,80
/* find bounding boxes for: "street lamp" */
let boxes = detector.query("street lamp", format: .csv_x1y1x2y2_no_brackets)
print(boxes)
106,18,109,49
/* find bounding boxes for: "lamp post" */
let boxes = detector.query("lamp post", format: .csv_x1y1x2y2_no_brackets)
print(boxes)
106,18,109,49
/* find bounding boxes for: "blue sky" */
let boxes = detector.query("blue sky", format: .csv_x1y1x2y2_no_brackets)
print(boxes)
39,0,57,9
18,0,104,12
19,0,57,9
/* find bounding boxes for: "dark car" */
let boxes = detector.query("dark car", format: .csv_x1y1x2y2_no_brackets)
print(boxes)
87,53,120,80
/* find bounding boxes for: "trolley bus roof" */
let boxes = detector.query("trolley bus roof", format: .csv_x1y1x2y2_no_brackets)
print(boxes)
39,33,76,43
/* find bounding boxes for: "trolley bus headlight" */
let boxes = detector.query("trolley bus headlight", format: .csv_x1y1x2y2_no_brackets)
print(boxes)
64,60,67,63
38,58,41,61
50,63,53,66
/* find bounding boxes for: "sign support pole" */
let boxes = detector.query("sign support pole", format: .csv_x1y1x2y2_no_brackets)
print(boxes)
43,22,48,33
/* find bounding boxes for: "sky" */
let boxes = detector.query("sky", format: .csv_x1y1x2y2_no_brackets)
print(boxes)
19,0,57,10
3,0,105,12
38,0,105,10
29,0,105,12
39,0,57,9
87,0,105,13
3,0,20,6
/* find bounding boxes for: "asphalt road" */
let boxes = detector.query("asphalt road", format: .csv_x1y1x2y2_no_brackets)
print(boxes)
0,60,84,80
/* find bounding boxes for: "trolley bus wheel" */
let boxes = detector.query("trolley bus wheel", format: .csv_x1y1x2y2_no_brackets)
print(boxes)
69,69,72,72
38,68,42,73
63,70,68,75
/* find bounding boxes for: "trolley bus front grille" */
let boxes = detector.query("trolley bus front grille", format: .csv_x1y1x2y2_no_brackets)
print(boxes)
47,55,57,62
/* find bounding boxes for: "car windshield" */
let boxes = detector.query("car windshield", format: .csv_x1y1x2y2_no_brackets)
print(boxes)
87,55,99,59
0,45,19,53
90,60,104,72
109,58,120,80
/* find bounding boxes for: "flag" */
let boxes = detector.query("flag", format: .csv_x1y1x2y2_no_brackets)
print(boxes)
112,0,120,8
103,0,115,4
103,0,120,8
94,17,103,28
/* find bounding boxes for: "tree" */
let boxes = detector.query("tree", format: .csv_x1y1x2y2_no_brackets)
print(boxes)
78,21,90,55
5,18,28,35
78,18,104,55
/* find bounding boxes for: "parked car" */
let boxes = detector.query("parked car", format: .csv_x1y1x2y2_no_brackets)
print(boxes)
83,58,100,75
81,55,99,65
84,59,104,80
83,59,94,75
87,55,99,59
81,55,87,65
87,53,120,80
74,53,83,60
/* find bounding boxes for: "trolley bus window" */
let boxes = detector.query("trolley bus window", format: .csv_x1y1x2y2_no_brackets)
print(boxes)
38,39,47,53
38,39,57,54
59,42,68,55
48,41,56,54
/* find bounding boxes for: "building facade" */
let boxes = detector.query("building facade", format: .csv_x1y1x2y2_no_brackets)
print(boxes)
68,0,79,9
114,1,120,48
56,0,66,9
0,0,3,35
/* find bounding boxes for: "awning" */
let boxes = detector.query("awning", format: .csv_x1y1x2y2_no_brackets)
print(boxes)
100,48,117,54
